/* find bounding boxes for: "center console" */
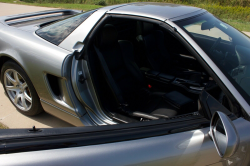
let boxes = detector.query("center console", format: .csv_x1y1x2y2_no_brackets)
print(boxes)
163,91,197,112
144,69,205,94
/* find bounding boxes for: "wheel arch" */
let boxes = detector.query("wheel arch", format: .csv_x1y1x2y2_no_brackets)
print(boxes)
0,54,36,90
1,54,20,78
0,55,14,82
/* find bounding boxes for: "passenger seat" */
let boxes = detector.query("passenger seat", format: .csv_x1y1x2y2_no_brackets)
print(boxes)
96,24,195,118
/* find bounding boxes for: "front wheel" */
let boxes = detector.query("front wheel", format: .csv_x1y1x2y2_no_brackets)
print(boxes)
1,60,43,116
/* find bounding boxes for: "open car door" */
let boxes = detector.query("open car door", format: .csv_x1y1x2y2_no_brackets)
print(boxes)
0,90,250,165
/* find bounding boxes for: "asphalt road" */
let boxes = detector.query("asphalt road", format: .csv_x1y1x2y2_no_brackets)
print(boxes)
0,2,73,128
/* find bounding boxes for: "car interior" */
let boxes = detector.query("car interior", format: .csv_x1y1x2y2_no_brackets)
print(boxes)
87,17,233,123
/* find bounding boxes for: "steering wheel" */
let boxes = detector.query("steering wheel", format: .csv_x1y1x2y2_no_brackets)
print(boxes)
210,37,221,53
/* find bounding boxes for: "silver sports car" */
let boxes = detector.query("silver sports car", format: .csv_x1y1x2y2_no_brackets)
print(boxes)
1,3,250,165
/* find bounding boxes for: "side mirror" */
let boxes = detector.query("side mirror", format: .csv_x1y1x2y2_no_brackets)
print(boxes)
210,111,239,158
201,21,214,30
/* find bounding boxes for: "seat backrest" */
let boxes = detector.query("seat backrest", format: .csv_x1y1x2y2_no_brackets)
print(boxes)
99,24,144,97
119,40,145,86
137,22,171,72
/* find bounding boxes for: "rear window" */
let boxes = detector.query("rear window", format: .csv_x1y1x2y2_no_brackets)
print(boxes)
36,10,95,45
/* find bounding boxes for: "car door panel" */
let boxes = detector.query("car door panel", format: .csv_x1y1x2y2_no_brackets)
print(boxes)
1,117,250,166
0,127,221,166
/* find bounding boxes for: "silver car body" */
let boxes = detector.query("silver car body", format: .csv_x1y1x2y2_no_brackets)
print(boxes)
0,3,249,126
0,3,250,165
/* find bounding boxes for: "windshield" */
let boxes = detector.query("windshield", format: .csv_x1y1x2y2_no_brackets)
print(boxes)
175,13,250,104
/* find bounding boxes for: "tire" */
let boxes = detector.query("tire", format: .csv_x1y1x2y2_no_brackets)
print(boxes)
1,60,43,116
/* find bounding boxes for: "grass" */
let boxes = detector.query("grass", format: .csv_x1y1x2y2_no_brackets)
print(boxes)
0,0,102,10
0,122,8,129
0,0,249,31
196,4,250,21
222,19,250,32
27,3,101,10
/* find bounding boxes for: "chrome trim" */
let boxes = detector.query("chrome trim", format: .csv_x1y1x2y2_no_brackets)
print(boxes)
166,20,250,116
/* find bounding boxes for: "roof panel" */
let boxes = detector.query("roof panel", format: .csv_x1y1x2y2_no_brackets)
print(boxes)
107,2,201,21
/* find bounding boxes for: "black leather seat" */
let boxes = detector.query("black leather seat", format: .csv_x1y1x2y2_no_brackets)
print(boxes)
136,22,201,82
98,24,179,118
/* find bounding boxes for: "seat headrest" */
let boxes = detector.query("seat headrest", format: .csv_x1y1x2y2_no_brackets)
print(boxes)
137,21,154,36
100,24,118,47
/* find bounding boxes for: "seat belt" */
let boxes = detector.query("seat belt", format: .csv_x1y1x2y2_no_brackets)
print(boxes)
93,45,128,109
93,45,159,120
